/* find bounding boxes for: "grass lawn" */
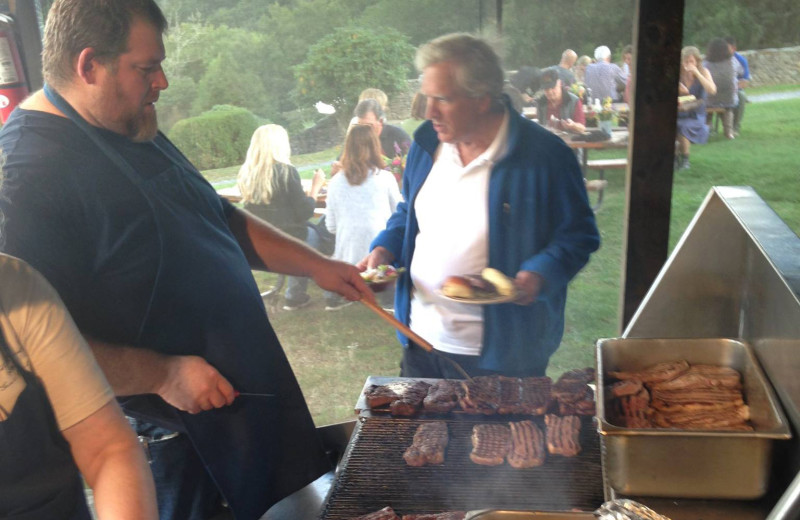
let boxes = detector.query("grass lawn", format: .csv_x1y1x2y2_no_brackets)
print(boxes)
207,94,800,427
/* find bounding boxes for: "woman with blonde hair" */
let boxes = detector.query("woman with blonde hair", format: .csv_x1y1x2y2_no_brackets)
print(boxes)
324,125,401,310
238,124,325,310
676,45,717,170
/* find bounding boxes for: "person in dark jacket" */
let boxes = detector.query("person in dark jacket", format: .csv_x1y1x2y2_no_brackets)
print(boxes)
535,68,586,134
238,124,326,310
359,33,599,379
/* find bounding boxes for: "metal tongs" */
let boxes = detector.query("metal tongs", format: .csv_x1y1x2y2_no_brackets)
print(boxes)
359,298,474,381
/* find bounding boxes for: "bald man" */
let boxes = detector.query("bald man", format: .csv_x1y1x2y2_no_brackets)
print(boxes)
547,49,577,87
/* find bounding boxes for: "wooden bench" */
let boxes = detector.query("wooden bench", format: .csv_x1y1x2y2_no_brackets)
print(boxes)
586,158,627,211
706,106,728,133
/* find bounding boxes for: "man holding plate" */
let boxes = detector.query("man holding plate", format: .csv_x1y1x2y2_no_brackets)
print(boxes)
359,33,600,379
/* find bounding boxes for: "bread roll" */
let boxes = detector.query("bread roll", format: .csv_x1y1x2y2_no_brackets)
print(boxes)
441,275,474,298
481,267,515,296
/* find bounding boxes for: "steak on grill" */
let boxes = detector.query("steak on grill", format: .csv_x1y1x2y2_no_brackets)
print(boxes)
518,376,552,415
460,376,501,414
423,380,462,413
470,423,511,465
350,506,400,520
507,420,546,468
403,421,449,466
545,414,582,457
552,368,594,404
609,360,690,384
365,380,431,414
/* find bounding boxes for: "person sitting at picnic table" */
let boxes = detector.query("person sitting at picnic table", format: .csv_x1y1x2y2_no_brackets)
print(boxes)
574,55,593,84
237,124,327,310
325,125,402,311
509,65,542,105
535,68,586,134
704,37,739,140
676,45,717,170
584,45,626,102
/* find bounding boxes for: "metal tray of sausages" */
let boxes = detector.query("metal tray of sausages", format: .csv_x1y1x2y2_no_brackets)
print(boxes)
596,338,791,499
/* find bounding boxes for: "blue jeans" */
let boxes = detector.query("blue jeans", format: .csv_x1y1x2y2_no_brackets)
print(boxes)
285,225,326,304
130,419,229,520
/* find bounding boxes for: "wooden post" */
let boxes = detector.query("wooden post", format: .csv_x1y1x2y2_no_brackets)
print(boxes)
620,0,685,329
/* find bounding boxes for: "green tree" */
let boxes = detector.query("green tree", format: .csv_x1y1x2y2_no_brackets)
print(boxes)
293,26,415,127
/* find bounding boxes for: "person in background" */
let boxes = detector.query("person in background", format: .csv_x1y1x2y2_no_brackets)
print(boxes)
0,1,374,518
237,124,327,311
535,67,586,134
354,98,412,160
703,37,738,140
547,49,578,87
584,45,626,102
574,55,593,84
620,44,634,76
325,125,402,311
676,45,717,170
509,65,542,105
359,33,600,379
358,87,389,112
0,253,157,520
725,36,750,136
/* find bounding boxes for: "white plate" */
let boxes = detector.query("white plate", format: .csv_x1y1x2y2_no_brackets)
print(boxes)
436,290,518,305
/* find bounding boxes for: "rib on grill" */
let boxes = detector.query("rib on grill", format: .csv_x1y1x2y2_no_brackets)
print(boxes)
470,423,511,465
507,420,546,468
545,414,582,457
365,380,431,415
403,421,449,467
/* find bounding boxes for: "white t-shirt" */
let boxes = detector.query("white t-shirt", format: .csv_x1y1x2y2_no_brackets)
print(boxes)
0,254,113,430
325,168,402,265
409,112,510,356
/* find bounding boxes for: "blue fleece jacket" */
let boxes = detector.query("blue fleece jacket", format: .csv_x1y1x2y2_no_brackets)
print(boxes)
371,105,600,374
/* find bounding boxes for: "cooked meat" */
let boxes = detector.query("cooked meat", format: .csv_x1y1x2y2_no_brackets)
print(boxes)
519,376,552,415
463,274,497,296
507,420,546,468
608,360,690,384
403,421,449,467
545,414,582,457
612,386,654,428
650,387,744,405
651,406,752,430
649,365,742,391
350,506,401,520
558,395,596,416
470,423,511,465
610,379,643,397
401,513,466,520
365,380,430,412
423,380,462,413
558,367,596,384
460,376,501,414
497,376,523,414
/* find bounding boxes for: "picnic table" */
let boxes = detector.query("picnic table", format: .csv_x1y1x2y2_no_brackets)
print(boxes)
216,180,327,216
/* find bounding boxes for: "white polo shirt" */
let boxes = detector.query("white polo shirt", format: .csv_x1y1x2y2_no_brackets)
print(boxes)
409,111,509,356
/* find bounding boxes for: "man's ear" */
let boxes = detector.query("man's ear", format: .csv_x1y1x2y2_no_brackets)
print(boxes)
75,48,101,85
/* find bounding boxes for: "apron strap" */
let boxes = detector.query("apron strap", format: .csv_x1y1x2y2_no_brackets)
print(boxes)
42,84,166,344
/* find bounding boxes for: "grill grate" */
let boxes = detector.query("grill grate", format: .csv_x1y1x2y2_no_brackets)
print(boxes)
320,415,604,519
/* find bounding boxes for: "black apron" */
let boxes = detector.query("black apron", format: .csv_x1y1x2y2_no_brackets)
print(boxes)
43,85,330,520
0,318,92,520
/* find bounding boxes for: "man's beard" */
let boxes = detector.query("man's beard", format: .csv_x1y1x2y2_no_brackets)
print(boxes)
127,108,159,143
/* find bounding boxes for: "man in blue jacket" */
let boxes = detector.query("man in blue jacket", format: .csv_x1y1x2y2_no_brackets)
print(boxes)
359,33,600,378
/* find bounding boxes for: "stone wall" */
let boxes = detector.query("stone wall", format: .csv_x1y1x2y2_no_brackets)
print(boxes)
741,46,800,87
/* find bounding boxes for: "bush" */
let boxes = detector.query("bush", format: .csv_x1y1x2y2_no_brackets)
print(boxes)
168,105,259,171
293,26,415,128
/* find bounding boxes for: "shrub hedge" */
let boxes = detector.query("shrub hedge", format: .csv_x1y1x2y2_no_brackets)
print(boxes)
168,105,259,171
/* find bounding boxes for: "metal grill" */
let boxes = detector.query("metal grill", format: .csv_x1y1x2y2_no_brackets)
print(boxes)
320,415,604,519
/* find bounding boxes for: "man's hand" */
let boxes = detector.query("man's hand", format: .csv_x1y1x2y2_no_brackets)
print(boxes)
357,246,395,271
311,257,376,304
513,270,544,305
157,355,236,414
